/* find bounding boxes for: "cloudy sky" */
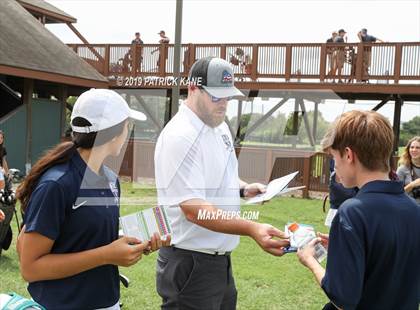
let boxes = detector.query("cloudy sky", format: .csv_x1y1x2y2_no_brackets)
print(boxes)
46,0,420,122
48,0,420,44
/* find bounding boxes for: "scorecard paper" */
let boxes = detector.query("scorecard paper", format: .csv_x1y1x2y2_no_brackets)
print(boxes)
245,171,305,204
120,206,172,242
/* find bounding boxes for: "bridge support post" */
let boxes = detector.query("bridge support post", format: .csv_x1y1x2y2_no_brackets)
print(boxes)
291,99,299,148
165,89,172,126
235,99,243,145
297,97,315,148
238,97,289,143
58,85,68,138
312,101,319,143
132,93,163,132
393,95,403,154
372,95,392,111
24,78,33,175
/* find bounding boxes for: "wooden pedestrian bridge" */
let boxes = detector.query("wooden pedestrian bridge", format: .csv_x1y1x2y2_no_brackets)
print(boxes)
66,41,420,194
68,41,420,100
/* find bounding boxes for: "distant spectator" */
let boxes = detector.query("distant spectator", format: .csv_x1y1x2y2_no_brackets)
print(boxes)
334,29,347,43
229,48,251,77
326,31,338,74
158,30,170,43
357,28,384,81
0,131,9,176
357,28,383,43
131,32,144,45
326,32,337,44
397,136,420,204
331,29,347,83
0,132,5,223
131,32,144,72
152,31,170,69
0,168,4,191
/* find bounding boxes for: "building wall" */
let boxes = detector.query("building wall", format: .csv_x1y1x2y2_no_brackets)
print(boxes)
0,105,26,172
31,98,62,164
0,98,62,172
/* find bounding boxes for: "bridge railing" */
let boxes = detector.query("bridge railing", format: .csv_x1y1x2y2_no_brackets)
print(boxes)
68,42,420,83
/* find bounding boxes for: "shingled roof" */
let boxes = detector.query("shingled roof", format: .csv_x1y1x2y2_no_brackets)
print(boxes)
0,0,108,88
17,0,77,23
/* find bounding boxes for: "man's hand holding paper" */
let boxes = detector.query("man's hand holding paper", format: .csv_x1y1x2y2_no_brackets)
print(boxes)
245,171,304,204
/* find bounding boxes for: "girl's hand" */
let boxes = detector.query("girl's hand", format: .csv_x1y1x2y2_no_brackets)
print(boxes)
103,236,148,267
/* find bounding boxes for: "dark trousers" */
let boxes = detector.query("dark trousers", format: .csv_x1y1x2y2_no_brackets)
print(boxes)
322,302,338,310
156,247,237,310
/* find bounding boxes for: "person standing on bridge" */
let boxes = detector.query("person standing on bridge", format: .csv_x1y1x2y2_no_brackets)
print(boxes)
152,30,170,70
158,30,170,44
131,32,144,45
326,31,338,77
331,29,347,83
154,56,289,309
357,28,384,81
131,32,144,72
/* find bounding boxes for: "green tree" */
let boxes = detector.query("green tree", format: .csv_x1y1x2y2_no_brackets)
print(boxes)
230,109,330,146
400,116,420,146
282,110,330,145
231,112,287,144
64,96,77,136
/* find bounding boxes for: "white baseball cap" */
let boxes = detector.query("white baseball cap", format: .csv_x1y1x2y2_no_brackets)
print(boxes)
71,89,146,133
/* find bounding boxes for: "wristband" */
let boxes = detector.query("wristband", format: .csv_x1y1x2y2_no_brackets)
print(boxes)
239,188,245,198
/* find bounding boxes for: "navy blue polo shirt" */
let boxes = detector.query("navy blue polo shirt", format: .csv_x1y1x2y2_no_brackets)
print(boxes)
362,34,377,42
24,151,121,310
321,180,420,310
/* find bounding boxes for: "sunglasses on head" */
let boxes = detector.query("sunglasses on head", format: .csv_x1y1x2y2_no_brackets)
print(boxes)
200,88,233,103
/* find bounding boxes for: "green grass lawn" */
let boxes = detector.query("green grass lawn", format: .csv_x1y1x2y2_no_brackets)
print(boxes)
0,183,330,309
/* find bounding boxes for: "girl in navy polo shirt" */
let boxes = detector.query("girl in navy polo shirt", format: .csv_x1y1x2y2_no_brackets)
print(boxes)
16,89,169,310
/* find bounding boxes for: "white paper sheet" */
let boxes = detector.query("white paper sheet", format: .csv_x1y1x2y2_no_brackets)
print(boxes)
245,171,303,204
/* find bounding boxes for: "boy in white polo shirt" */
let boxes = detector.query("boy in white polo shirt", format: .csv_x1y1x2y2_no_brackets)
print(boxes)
155,57,289,309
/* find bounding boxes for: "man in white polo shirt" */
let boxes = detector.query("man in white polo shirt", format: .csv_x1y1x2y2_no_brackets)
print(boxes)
155,57,289,309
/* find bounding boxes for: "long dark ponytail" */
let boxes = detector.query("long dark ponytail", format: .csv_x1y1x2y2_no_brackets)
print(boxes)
17,117,127,213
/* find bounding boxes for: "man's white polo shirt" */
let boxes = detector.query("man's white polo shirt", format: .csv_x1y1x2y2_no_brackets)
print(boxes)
155,104,240,252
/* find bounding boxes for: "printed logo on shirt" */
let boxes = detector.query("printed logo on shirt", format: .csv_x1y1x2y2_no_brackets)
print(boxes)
109,182,119,204
221,134,234,152
72,200,87,210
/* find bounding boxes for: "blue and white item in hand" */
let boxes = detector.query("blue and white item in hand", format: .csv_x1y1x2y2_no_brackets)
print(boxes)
286,222,327,263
